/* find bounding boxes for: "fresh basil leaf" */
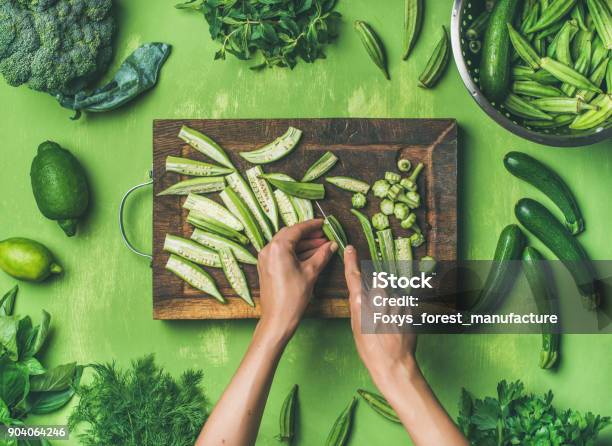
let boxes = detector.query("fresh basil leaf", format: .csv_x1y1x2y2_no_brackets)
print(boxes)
57,43,171,115
0,356,29,408
27,388,75,415
0,286,18,317
29,363,76,392
0,397,10,422
19,357,45,376
23,311,50,359
0,316,20,361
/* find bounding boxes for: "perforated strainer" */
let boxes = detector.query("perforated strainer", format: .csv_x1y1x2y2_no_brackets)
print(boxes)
450,0,612,147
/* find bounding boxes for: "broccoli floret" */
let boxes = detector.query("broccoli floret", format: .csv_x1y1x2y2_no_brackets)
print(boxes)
0,0,114,95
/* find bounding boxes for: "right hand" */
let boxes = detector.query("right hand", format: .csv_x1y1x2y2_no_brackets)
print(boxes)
344,245,418,388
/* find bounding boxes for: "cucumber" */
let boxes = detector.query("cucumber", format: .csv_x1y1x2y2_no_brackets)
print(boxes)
163,234,221,268
274,189,299,227
503,151,584,235
326,177,370,194
515,198,599,310
178,125,234,169
157,177,225,196
226,172,274,242
302,151,338,182
220,187,266,252
351,209,382,272
165,254,224,303
246,166,280,232
480,0,521,102
183,193,243,231
239,127,302,164
190,229,257,265
187,211,249,245
165,156,234,176
470,225,526,314
218,247,253,307
377,229,397,275
522,246,560,369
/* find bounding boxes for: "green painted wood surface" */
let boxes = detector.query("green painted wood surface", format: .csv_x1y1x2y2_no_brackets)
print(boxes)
0,0,610,444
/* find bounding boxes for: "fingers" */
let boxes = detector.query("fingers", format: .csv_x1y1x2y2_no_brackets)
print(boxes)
274,219,324,246
344,245,364,330
303,241,337,277
298,247,319,261
296,237,328,254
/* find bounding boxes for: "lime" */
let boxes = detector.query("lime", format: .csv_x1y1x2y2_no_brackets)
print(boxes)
0,238,62,282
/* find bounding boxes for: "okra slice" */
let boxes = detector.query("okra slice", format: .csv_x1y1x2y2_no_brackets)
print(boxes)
218,247,253,307
351,209,382,272
377,229,397,275
395,237,413,279
157,177,225,196
191,229,257,265
265,173,313,222
165,156,234,176
163,234,221,268
178,125,234,169
165,254,224,303
301,151,338,182
274,189,299,227
187,211,250,245
322,215,348,260
260,174,325,200
226,172,274,242
183,193,243,231
220,187,266,252
246,166,280,233
239,127,302,164
326,176,370,194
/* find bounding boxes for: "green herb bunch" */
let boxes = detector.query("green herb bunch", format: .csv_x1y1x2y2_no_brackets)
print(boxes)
0,286,82,435
458,380,611,446
68,355,208,446
176,0,342,69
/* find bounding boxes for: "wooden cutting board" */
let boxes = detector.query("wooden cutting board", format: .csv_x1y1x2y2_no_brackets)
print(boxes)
153,119,457,319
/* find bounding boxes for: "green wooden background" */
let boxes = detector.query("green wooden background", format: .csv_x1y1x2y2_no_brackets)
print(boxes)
1,1,610,444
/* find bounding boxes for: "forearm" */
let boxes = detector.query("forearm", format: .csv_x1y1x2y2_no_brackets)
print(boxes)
195,320,289,446
373,359,469,446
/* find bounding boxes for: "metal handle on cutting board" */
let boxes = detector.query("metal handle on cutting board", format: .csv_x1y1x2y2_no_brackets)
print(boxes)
119,170,153,260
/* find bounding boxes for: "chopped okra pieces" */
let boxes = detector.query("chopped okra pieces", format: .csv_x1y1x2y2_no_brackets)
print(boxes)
409,162,424,182
397,159,412,172
410,232,425,247
385,171,401,184
380,199,395,215
419,255,436,273
372,179,390,198
372,212,390,230
387,184,403,201
393,202,409,220
400,177,417,191
400,213,421,233
352,192,367,209
398,191,420,209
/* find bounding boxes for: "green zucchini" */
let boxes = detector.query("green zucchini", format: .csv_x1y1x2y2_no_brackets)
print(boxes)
239,127,302,164
301,152,338,182
178,125,234,169
163,234,221,268
274,189,299,227
503,151,584,234
357,389,400,423
187,211,249,245
165,254,224,303
322,215,348,260
226,172,274,242
220,187,266,252
165,156,234,176
351,209,382,272
326,176,370,194
377,229,397,275
246,167,280,233
183,193,243,231
515,198,600,310
324,397,357,446
470,225,526,314
260,174,325,200
218,247,253,307
480,0,521,102
157,177,225,196
522,246,560,369
191,229,257,265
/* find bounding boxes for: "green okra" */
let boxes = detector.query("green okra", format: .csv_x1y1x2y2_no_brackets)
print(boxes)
525,114,576,128
278,385,298,444
387,184,403,201
326,176,370,194
163,234,221,268
377,229,397,275
226,172,274,242
535,20,564,41
591,36,609,73
354,20,390,80
403,0,423,59
555,19,579,66
504,93,554,120
372,213,390,230
351,193,367,209
394,237,413,278
274,189,299,227
409,162,424,182
178,125,234,169
546,20,578,58
577,57,609,102
157,177,225,196
187,211,249,245
325,398,357,446
372,179,391,198
531,97,597,113
561,38,592,96
587,0,612,50
165,254,224,303
218,247,253,307
512,81,564,97
606,59,612,96
301,151,338,182
467,10,491,41
520,1,540,35
525,0,579,33
259,174,325,200
183,193,243,231
265,173,313,222
239,127,302,164
508,23,542,70
571,28,593,62
398,190,421,209
418,26,450,88
191,229,257,265
246,166,280,233
419,255,436,273
570,1,588,31
410,231,425,247
351,209,382,271
385,171,401,185
394,202,410,220
357,389,400,423
220,187,266,252
400,212,422,233
530,68,560,85
512,65,537,81
540,57,602,91
322,215,348,260
569,94,612,129
165,156,234,176
397,158,412,172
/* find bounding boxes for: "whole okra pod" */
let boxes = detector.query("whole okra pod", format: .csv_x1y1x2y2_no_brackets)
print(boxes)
354,20,390,80
403,0,423,59
418,26,450,88
278,385,298,444
324,397,358,446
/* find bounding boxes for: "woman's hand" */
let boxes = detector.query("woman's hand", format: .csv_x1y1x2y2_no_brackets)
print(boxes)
257,219,337,341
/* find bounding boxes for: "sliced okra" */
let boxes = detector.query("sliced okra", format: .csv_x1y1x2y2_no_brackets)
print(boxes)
178,125,234,169
218,247,253,307
239,127,302,164
165,254,224,303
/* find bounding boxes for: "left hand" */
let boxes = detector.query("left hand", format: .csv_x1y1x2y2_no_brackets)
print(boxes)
257,219,337,339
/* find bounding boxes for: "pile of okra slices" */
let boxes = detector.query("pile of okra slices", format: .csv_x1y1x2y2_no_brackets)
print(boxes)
159,126,432,306
472,0,612,130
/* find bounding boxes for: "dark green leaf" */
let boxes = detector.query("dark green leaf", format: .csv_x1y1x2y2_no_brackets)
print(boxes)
0,397,10,422
0,316,20,361
19,357,46,376
30,363,76,392
27,388,75,415
0,286,18,317
0,356,29,408
25,311,50,359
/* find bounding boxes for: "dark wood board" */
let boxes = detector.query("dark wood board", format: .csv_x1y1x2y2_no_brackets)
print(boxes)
153,119,457,319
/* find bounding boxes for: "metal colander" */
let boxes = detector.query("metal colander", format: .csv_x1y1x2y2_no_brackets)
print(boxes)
450,0,612,147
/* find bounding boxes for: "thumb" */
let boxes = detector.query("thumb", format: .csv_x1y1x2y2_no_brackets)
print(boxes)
303,241,337,278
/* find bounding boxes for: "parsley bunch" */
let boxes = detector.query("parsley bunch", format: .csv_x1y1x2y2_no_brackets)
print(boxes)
176,0,341,69
458,380,610,446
